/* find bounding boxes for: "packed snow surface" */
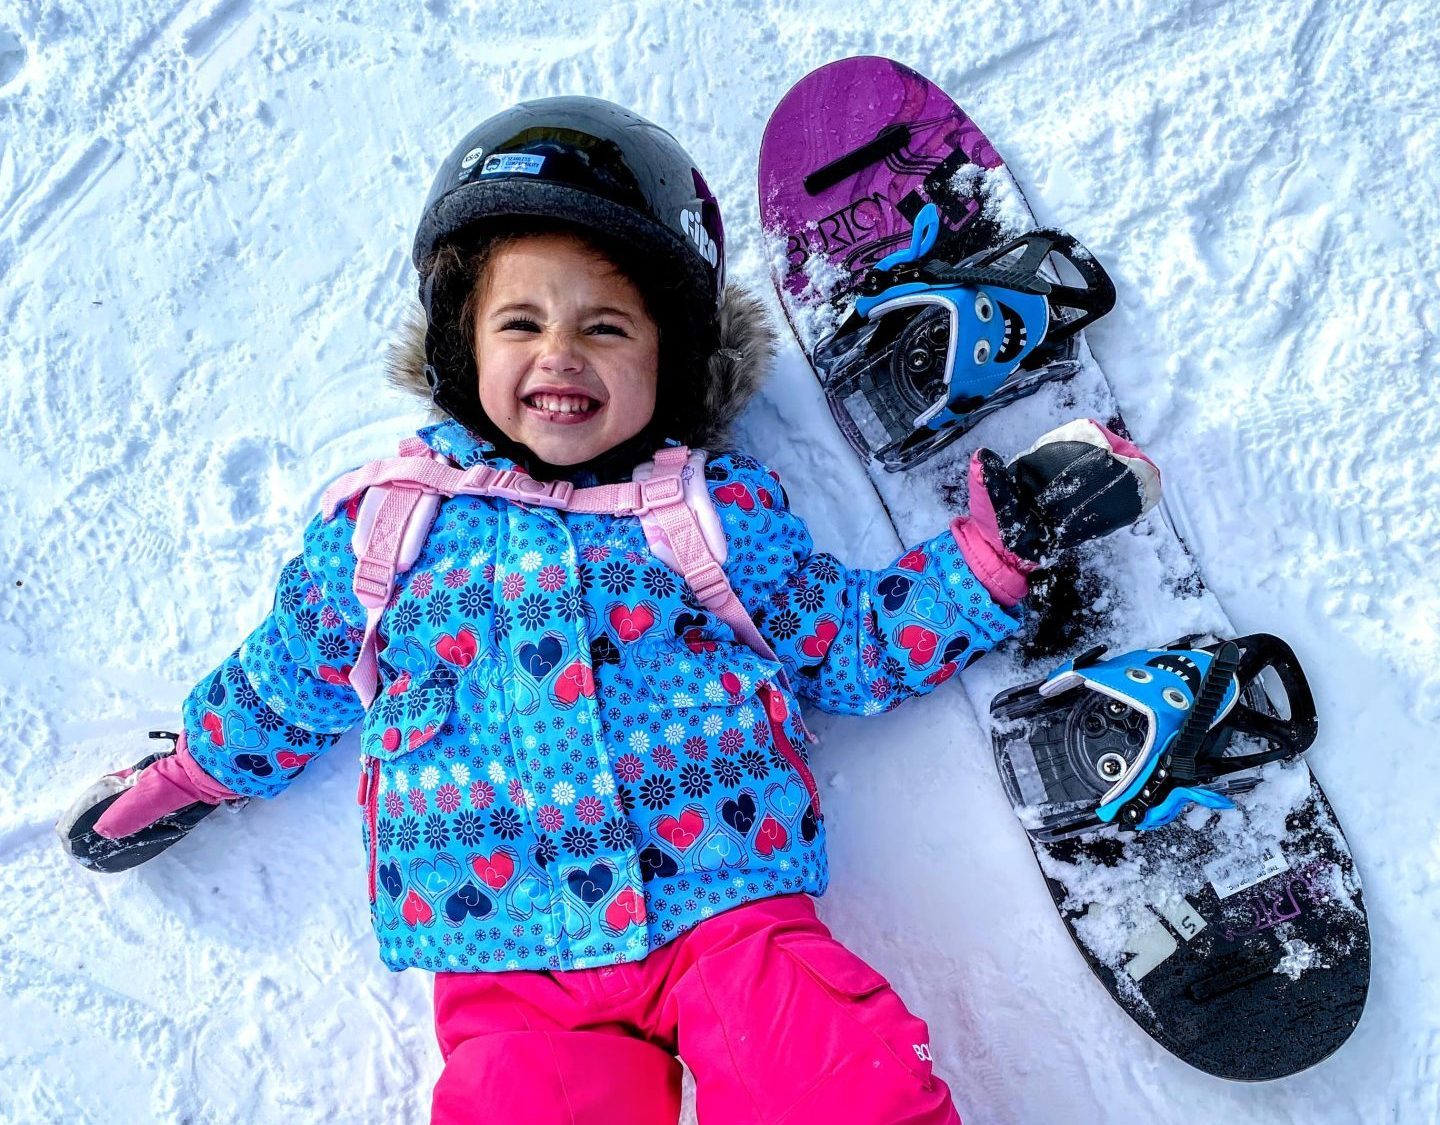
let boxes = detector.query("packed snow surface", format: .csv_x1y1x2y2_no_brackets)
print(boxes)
2,1,1437,1122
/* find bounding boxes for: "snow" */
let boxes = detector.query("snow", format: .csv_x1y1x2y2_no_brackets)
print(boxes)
3,1,1438,1122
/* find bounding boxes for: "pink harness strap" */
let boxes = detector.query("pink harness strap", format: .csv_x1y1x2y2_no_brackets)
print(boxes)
326,441,786,709
641,449,783,671
322,458,580,520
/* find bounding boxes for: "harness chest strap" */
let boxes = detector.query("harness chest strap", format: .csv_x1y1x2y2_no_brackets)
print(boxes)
320,441,788,709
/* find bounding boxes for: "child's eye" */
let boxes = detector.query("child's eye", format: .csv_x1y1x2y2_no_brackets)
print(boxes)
587,322,628,337
500,318,539,332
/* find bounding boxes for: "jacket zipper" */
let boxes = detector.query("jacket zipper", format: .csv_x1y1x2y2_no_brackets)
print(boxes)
760,682,821,817
358,756,381,902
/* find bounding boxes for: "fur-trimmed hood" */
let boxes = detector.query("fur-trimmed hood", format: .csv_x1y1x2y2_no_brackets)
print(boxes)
384,283,779,454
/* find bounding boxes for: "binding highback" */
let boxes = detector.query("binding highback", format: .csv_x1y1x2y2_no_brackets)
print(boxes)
320,440,784,709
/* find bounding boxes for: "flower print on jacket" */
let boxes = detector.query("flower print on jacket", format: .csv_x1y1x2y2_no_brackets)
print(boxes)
176,289,1022,973
180,416,1020,975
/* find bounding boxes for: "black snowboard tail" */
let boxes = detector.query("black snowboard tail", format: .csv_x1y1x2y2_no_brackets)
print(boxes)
991,635,1367,1080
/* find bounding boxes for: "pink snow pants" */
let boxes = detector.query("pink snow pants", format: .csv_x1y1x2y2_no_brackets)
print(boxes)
431,893,962,1124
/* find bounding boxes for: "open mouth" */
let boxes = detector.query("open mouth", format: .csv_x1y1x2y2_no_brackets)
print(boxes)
521,392,603,422
994,303,1028,365
1149,653,1202,695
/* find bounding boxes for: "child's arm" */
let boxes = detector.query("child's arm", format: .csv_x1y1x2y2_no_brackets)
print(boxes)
705,452,1020,716
177,508,367,798
62,508,368,868
706,421,1158,717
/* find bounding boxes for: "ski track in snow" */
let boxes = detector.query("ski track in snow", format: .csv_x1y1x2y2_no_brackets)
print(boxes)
2,1,1437,1121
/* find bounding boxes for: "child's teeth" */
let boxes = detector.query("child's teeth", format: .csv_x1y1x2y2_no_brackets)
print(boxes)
531,394,594,414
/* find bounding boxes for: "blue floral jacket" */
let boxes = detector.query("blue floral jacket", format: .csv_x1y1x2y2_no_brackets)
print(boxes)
183,419,1021,972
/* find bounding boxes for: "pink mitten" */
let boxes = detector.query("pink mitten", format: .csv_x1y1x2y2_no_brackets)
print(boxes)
57,731,240,873
93,733,237,838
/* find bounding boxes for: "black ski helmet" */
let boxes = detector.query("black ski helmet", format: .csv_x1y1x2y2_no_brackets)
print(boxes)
411,96,726,465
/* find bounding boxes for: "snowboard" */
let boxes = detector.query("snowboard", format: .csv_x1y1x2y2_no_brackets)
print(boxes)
758,55,1369,1081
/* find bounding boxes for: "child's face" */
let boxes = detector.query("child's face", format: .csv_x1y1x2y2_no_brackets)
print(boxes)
472,232,660,468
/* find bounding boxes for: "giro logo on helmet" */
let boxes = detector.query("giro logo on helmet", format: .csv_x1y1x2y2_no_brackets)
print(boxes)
680,208,718,269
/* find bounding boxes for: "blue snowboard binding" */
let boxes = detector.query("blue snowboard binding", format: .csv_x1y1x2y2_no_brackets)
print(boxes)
991,634,1318,842
814,202,1117,471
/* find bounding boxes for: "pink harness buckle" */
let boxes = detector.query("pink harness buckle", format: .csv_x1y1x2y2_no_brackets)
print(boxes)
636,473,684,513
462,466,575,509
686,558,732,606
354,557,397,610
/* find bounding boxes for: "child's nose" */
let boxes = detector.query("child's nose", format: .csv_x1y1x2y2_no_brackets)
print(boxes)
538,334,585,373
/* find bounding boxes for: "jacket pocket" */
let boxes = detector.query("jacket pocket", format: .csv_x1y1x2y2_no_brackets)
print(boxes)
630,640,821,818
757,681,822,818
629,637,776,709
361,663,459,762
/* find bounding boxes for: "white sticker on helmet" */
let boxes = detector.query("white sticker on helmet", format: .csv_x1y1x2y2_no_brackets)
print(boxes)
459,145,485,170
481,153,546,176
